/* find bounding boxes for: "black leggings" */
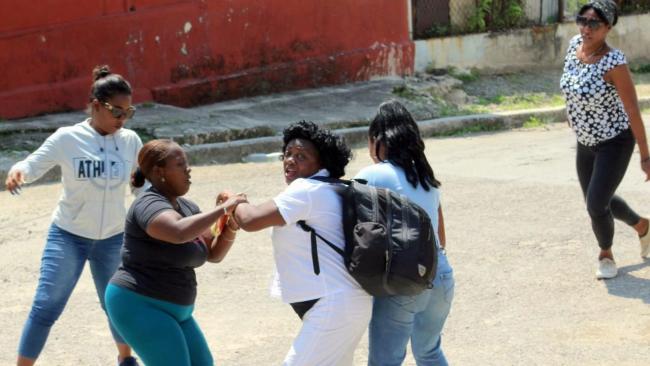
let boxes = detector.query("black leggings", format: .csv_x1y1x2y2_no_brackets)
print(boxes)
576,129,641,250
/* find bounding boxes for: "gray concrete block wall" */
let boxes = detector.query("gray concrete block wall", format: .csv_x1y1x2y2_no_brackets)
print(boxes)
415,13,650,73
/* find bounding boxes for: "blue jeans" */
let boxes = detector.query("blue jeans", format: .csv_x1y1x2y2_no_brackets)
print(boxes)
18,224,125,359
106,284,213,366
368,251,455,366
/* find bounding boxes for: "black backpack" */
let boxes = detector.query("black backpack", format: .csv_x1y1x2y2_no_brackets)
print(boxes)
297,177,438,297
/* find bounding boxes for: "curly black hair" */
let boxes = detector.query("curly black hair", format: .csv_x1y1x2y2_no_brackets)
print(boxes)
282,121,352,179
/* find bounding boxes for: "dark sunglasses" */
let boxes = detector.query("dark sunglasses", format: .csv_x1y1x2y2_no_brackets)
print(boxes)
102,102,136,119
576,15,604,30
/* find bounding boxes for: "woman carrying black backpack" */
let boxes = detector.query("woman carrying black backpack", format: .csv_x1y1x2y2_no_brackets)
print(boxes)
356,100,454,366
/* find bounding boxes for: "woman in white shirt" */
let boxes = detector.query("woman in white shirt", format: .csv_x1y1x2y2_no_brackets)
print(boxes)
5,66,141,366
232,121,371,366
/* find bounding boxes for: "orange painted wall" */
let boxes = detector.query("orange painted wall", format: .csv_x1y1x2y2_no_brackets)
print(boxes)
0,0,413,120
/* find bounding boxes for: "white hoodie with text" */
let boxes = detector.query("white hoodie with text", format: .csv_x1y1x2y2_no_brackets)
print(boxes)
10,119,142,240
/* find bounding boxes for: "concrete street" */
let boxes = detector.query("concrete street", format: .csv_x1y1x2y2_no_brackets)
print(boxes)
1,122,649,365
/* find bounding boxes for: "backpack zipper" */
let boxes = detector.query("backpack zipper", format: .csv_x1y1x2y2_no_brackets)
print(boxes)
382,189,395,295
370,186,379,222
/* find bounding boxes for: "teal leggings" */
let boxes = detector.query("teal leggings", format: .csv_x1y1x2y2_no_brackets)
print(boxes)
105,284,213,366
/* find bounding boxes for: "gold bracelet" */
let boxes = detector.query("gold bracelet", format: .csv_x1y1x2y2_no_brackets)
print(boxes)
210,222,220,237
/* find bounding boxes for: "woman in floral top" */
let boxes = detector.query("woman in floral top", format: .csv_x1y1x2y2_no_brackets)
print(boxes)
560,0,650,279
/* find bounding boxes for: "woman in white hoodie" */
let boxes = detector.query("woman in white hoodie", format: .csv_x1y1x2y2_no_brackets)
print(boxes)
5,66,142,366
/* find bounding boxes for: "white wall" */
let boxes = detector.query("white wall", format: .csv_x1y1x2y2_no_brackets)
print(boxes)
414,13,650,73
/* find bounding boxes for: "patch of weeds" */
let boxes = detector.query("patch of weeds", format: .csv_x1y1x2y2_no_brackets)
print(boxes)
476,93,564,110
448,67,480,83
631,64,650,74
565,0,590,13
131,128,156,143
392,85,419,100
463,104,491,114
523,116,545,128
441,105,490,117
421,24,451,38
437,122,505,137
438,104,462,117
392,85,430,103
434,96,461,116
431,94,489,117
632,72,650,87
140,102,155,108
477,95,506,105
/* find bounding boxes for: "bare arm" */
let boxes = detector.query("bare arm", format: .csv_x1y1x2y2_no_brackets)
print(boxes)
438,204,446,249
607,64,650,180
146,195,246,244
232,200,286,232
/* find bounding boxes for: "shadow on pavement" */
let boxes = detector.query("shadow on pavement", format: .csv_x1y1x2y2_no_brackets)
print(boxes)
604,259,650,304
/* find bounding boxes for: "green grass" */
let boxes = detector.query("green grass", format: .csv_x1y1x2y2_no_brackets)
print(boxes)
476,93,564,111
448,67,480,83
140,102,155,108
131,128,157,143
438,104,490,117
392,85,420,100
429,94,486,117
522,116,546,128
632,64,650,74
436,122,505,137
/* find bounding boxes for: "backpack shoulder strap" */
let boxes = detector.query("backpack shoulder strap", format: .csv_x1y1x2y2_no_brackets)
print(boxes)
307,175,367,186
307,176,350,185
296,220,345,275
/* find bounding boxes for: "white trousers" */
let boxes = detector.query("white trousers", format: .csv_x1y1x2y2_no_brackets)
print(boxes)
283,289,372,366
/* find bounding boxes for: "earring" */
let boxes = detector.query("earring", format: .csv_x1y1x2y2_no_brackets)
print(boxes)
161,177,166,183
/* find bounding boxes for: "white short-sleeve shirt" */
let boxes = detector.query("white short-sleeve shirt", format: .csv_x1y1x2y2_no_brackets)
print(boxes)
271,169,362,303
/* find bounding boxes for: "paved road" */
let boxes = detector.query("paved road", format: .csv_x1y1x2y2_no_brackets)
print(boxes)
1,122,649,365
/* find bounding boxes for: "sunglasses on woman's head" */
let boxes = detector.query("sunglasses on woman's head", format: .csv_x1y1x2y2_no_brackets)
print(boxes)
102,102,136,119
576,15,604,30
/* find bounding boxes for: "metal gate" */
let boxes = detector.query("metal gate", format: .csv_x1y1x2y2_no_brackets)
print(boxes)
412,0,450,39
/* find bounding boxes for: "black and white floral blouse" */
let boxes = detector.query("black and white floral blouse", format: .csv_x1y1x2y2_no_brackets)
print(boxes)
560,35,629,146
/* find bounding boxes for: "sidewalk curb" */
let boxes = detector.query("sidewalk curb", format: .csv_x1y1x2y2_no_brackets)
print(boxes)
4,97,650,190
189,105,571,165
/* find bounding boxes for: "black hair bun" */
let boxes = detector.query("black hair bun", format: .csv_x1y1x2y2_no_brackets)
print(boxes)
92,65,112,81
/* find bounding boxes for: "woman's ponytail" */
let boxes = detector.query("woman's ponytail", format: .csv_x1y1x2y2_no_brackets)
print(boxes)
131,167,146,188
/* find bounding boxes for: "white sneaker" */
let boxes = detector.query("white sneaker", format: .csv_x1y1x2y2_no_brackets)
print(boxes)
596,258,618,279
639,230,650,258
